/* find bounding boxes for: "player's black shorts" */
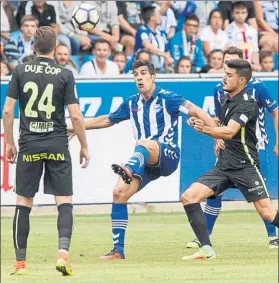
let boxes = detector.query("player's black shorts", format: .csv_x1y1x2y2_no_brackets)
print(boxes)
196,165,269,203
15,139,72,197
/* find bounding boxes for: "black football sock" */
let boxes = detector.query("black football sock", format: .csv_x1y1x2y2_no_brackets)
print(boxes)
57,203,73,251
184,203,212,247
13,205,31,260
271,212,279,228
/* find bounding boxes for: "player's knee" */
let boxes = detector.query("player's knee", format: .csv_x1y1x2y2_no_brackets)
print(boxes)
181,190,194,205
113,186,129,201
136,140,149,148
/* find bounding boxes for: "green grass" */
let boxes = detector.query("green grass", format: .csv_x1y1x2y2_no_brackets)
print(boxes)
1,211,278,283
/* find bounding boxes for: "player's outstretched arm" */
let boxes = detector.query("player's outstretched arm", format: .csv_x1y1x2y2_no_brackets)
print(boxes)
193,119,241,140
180,101,217,128
3,97,17,163
85,115,113,130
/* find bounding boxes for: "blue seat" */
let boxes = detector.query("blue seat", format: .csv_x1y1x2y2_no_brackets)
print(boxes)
83,55,94,63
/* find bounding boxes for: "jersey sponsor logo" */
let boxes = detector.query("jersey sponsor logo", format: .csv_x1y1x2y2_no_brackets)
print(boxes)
240,114,248,123
23,153,65,162
30,122,54,133
131,107,141,112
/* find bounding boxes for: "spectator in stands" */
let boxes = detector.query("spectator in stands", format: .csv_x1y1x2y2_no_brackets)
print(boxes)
112,51,127,74
0,1,19,42
226,2,261,72
80,39,119,76
22,54,37,63
175,56,192,74
116,1,142,56
253,1,278,53
200,9,228,58
155,1,177,39
16,0,59,35
170,14,205,73
135,5,173,73
0,60,11,76
55,44,79,76
83,1,121,52
200,49,224,73
52,1,92,54
4,16,38,69
260,51,278,73
135,49,152,62
218,1,257,30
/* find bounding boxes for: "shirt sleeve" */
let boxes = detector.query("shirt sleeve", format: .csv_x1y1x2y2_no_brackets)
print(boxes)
166,92,186,113
230,100,257,126
64,71,79,105
6,67,20,100
49,5,57,24
257,81,278,113
108,100,130,124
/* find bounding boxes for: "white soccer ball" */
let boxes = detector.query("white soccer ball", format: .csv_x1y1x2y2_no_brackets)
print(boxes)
72,3,100,31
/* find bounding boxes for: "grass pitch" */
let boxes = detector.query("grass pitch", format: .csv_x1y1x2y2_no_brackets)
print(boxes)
1,211,278,283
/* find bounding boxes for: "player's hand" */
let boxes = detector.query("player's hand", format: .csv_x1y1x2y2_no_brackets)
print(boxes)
67,126,76,141
214,139,225,156
80,148,90,168
6,143,17,164
274,143,278,158
193,119,205,132
187,117,198,127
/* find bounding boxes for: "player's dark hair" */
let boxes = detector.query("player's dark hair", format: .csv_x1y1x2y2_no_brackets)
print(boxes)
132,60,156,76
22,54,37,63
20,15,39,27
227,59,252,83
232,1,248,12
223,46,243,59
93,39,111,49
184,14,200,25
259,51,273,63
175,56,192,73
142,6,156,24
34,26,56,55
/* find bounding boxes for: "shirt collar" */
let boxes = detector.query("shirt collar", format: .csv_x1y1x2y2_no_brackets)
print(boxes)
227,88,248,101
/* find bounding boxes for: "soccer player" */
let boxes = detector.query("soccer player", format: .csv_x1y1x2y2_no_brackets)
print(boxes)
181,59,279,260
68,60,217,260
3,26,90,276
186,46,278,249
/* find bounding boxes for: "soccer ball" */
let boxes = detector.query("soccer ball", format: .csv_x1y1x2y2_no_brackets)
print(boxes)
72,3,100,31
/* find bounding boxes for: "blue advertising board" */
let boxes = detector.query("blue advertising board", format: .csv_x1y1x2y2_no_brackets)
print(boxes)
1,76,278,200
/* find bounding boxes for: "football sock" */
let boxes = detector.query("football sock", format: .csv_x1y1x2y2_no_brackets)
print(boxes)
111,203,128,254
271,212,279,228
263,218,277,238
57,203,73,251
204,195,222,235
125,145,149,175
13,205,31,261
184,203,212,247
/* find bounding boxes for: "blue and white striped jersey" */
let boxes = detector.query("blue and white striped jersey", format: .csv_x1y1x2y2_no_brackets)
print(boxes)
108,86,186,147
214,77,278,149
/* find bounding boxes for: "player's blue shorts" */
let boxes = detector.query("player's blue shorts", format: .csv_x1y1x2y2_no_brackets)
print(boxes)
134,142,180,190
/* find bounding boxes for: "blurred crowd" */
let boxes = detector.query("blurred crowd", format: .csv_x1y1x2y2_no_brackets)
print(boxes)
1,0,278,77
